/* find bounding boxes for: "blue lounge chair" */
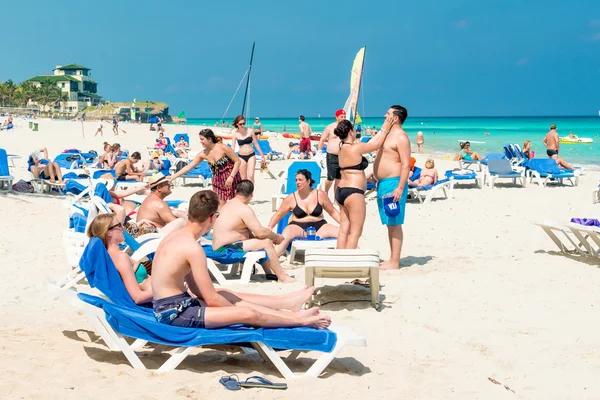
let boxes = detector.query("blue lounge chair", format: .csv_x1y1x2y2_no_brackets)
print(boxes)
484,159,526,188
444,169,481,188
254,139,283,160
272,161,322,211
525,159,580,187
460,153,506,171
0,148,14,191
276,212,337,263
177,160,212,187
67,238,365,377
174,133,190,146
408,177,455,204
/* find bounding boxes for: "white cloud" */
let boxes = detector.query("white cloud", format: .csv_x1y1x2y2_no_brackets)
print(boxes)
516,58,530,66
590,19,600,27
453,19,470,29
590,32,600,41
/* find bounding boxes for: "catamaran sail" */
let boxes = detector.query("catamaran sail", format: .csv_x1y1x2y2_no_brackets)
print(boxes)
343,47,366,123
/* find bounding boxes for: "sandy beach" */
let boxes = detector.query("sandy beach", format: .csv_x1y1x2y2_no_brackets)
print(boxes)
1,118,599,399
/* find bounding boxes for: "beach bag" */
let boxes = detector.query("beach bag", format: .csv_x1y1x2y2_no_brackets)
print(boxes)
175,160,188,173
12,179,34,193
570,218,600,227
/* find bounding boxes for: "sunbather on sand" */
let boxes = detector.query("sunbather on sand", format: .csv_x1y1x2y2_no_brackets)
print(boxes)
88,214,153,305
408,159,438,187
268,169,340,256
28,147,64,183
151,190,330,329
115,151,144,182
212,180,294,282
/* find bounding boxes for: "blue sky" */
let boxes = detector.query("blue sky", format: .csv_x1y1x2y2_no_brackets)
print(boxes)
1,0,599,117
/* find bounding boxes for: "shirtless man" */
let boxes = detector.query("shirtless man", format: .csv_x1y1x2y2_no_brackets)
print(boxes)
115,151,144,181
373,105,411,270
298,115,313,159
211,180,294,283
151,190,330,329
543,124,574,169
136,172,187,232
317,109,346,196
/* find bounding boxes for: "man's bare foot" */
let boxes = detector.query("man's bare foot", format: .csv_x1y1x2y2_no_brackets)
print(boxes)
303,314,331,330
380,261,400,270
287,286,315,311
295,306,320,318
279,275,296,284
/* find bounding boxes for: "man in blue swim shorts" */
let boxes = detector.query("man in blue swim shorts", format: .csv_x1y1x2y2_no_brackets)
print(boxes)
373,105,411,269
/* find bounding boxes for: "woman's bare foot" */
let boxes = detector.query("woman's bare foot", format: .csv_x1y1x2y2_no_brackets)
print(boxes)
286,286,315,311
295,306,320,318
380,261,400,270
303,314,331,330
49,178,55,183
279,275,296,284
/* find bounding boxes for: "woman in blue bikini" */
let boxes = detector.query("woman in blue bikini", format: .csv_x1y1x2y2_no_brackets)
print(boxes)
333,118,392,249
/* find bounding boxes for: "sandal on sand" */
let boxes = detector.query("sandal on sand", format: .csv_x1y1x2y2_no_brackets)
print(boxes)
239,376,287,390
219,375,240,391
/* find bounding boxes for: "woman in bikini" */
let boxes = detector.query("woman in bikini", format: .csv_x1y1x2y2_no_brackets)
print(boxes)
87,214,153,305
458,141,483,161
168,129,241,204
155,132,168,155
334,118,392,249
28,147,64,183
408,159,438,187
252,117,263,137
231,114,264,183
268,169,340,256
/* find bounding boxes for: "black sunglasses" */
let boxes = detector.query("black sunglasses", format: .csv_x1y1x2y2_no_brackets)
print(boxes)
108,222,124,231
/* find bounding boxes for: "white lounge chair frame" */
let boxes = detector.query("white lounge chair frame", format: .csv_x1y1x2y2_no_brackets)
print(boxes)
305,249,381,309
408,177,455,204
526,169,581,187
535,220,600,257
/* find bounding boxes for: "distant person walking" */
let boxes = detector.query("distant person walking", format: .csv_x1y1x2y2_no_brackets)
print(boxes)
252,117,263,137
317,109,347,197
112,118,119,135
298,115,313,159
543,124,574,169
95,120,104,137
373,105,411,270
416,131,424,153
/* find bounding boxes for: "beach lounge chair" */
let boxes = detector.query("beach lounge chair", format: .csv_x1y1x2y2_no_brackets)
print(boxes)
272,161,322,211
276,212,337,263
483,159,526,188
254,139,283,160
535,220,600,258
525,159,580,187
0,148,14,191
460,153,506,171
408,177,455,204
173,160,212,187
61,238,366,378
593,182,600,204
305,249,381,309
444,168,481,188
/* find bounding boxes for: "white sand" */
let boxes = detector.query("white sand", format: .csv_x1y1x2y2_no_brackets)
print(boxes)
1,118,599,399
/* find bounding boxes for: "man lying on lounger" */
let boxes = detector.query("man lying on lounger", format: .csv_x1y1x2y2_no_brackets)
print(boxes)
151,190,331,329
126,172,187,237
211,180,294,283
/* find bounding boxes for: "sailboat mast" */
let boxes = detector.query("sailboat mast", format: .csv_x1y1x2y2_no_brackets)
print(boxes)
241,42,256,119
354,46,366,125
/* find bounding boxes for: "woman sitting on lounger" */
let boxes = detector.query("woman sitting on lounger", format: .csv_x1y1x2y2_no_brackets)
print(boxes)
87,213,153,305
333,117,391,249
268,169,340,256
457,141,482,161
408,159,438,187
28,147,64,183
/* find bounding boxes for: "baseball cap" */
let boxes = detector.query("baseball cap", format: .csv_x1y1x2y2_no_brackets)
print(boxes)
382,194,400,217
335,109,346,117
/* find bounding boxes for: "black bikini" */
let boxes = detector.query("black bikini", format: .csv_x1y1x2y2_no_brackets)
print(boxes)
289,191,327,231
335,143,369,205
237,136,255,162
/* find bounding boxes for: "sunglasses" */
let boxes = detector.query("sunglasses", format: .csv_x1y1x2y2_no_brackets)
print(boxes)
238,122,246,126
108,222,124,231
213,211,220,219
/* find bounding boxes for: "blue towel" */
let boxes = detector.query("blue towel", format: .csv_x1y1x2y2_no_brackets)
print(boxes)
525,158,571,175
69,212,87,233
94,183,113,204
165,200,186,208
79,238,138,309
202,244,269,264
0,148,11,176
78,292,336,352
54,153,84,169
64,180,88,196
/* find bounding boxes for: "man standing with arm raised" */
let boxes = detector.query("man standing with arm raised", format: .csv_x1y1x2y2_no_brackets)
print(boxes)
373,105,411,269
317,109,346,197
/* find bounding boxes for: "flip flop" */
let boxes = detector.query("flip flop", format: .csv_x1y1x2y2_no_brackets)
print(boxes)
265,274,278,281
239,376,287,390
219,375,240,391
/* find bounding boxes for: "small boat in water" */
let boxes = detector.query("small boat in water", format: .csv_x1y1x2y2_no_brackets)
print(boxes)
559,135,593,144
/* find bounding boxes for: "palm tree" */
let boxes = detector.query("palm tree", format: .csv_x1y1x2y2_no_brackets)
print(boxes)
35,80,58,113
3,79,17,106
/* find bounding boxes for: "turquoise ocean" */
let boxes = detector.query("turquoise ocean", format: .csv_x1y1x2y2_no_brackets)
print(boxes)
180,116,600,167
